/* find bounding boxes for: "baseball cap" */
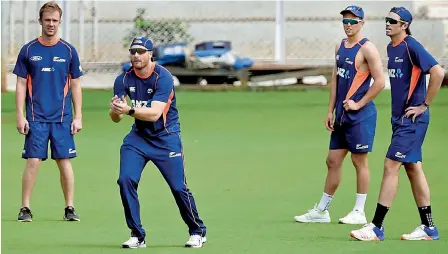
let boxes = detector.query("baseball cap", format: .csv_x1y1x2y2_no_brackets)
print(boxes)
130,37,153,51
389,7,413,24
340,5,364,19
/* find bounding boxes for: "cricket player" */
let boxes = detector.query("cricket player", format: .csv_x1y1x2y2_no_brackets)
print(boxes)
294,5,385,224
109,37,207,248
14,1,82,222
350,7,445,241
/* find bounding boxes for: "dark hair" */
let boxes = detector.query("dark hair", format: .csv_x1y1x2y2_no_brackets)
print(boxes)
39,1,62,20
405,27,412,35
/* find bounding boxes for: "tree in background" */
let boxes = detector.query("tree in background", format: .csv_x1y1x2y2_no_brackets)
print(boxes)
123,8,193,48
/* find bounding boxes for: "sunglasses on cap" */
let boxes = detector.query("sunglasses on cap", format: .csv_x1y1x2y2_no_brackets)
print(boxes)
342,18,362,25
129,48,150,55
385,17,407,24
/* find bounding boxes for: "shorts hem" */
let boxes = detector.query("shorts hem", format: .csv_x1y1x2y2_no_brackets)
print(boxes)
22,156,47,161
386,154,421,164
51,155,77,160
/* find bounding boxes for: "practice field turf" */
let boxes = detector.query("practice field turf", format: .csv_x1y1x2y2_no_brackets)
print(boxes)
2,89,448,253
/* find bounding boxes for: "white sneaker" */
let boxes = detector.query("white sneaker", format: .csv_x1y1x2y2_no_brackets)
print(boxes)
122,236,146,248
339,210,367,225
294,205,331,223
350,223,385,241
185,235,207,248
401,225,440,240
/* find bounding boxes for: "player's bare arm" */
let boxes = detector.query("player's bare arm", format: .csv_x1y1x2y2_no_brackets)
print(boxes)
109,95,124,123
325,43,341,131
15,76,29,135
70,77,82,134
405,64,445,121
344,42,385,111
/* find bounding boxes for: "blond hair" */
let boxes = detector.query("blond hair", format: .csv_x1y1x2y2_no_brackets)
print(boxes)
39,1,62,20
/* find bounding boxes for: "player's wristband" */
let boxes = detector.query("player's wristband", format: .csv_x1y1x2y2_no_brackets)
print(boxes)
127,106,135,116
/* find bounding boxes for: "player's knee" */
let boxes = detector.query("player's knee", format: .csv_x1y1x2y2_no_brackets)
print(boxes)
26,158,42,170
170,184,187,195
326,156,342,170
117,175,138,187
383,158,401,176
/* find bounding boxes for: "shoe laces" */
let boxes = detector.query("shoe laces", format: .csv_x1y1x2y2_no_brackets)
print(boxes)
189,235,202,242
65,206,76,215
409,225,425,235
20,207,32,216
361,223,375,231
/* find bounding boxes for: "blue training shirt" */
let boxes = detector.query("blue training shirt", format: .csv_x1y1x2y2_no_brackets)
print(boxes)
113,64,180,137
387,36,438,123
334,38,376,125
13,37,83,122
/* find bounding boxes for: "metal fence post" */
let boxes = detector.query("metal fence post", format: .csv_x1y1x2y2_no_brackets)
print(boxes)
275,0,285,64
37,1,42,37
92,0,99,60
9,0,15,56
79,0,85,61
2,0,9,92
62,0,70,41
23,0,29,43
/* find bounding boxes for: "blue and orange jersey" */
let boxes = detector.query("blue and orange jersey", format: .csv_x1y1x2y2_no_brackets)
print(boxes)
387,36,438,123
13,37,83,122
113,63,179,137
334,38,376,125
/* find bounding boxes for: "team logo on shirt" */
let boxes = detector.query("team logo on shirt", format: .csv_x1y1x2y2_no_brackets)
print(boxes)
30,56,42,61
147,88,153,94
394,57,404,63
388,68,403,78
337,67,350,79
131,100,148,108
53,56,66,62
41,67,55,72
345,58,353,65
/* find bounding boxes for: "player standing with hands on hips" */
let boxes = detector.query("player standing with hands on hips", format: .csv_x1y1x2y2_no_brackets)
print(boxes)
14,1,83,222
350,7,445,241
109,37,207,249
294,5,385,225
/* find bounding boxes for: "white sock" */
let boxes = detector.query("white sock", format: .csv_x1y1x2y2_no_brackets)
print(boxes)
317,192,333,212
354,193,367,212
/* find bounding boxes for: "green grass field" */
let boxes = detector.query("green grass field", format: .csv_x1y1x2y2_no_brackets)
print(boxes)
2,89,448,253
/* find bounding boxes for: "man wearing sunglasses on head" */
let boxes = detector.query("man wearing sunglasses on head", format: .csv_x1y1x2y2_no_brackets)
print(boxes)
350,7,444,242
109,37,207,248
295,6,385,225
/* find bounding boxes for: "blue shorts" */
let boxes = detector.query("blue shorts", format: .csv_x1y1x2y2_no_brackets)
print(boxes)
22,122,76,161
329,114,376,153
386,117,428,164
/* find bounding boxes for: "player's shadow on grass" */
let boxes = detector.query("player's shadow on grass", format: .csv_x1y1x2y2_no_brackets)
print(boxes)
63,243,184,249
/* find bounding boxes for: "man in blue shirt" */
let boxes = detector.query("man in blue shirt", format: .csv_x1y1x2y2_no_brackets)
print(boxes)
109,37,207,249
295,5,385,225
13,1,83,222
350,7,445,241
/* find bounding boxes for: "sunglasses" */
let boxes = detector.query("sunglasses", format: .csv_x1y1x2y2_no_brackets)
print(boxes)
385,17,406,24
342,18,362,25
129,48,150,55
